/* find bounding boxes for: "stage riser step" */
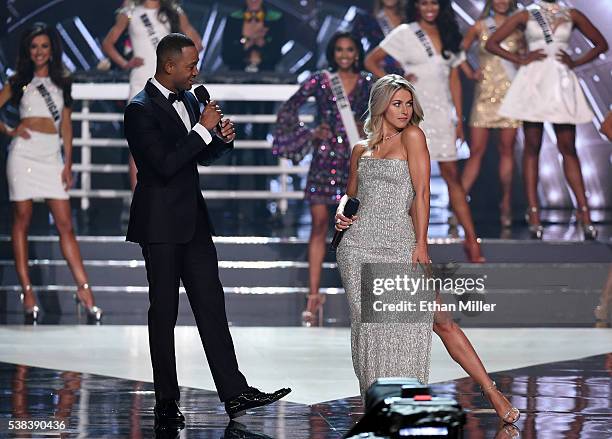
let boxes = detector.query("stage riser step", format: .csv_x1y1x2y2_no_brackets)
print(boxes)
0,266,343,287
1,239,610,263
0,290,603,327
0,263,607,290
0,241,331,262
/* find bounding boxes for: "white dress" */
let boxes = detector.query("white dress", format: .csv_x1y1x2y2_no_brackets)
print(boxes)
498,1,593,124
122,3,172,100
6,76,69,201
380,22,466,162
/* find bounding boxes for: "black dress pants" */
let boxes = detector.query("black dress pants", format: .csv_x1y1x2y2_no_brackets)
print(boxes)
141,209,249,402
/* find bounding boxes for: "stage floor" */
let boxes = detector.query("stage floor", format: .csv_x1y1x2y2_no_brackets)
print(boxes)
0,326,610,437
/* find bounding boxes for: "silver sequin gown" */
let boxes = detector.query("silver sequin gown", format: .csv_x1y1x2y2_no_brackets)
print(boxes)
336,157,434,396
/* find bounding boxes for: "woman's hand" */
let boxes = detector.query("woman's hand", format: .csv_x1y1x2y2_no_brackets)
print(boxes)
411,242,430,264
313,122,332,140
470,67,484,81
8,124,31,139
519,49,546,66
455,120,465,142
556,49,576,69
61,164,73,190
404,73,418,83
334,212,357,231
124,57,144,70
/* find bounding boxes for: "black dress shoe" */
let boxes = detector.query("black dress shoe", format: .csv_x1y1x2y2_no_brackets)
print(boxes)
154,400,185,426
225,387,291,419
155,423,184,439
223,420,274,438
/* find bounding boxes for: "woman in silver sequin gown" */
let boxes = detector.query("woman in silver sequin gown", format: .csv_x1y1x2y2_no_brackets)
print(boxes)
337,156,435,389
335,75,520,425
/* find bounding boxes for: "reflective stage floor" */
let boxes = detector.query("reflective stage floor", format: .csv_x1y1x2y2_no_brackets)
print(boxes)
0,326,610,438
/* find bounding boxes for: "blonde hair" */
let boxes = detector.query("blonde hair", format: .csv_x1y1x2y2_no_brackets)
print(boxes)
479,0,518,19
363,74,424,148
373,0,407,22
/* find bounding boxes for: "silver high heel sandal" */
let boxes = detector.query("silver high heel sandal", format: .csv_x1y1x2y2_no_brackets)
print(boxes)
301,293,325,327
20,285,40,323
500,204,512,229
575,206,598,241
74,283,103,322
524,206,543,240
481,380,520,424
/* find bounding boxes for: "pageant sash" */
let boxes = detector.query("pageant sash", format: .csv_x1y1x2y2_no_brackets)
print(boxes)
485,17,517,80
324,71,362,150
35,82,61,128
410,22,435,57
485,16,497,35
376,10,393,37
140,11,162,48
529,6,554,44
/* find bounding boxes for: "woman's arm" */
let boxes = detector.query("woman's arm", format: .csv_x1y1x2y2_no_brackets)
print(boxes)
486,10,547,66
460,22,482,80
462,21,481,52
334,144,366,230
102,13,140,69
404,126,430,263
364,47,389,78
558,9,609,68
345,144,365,198
272,74,321,164
0,84,12,135
449,67,464,141
179,12,203,52
60,107,74,189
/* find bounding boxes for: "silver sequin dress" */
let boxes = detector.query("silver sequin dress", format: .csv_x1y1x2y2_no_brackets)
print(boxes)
336,157,433,396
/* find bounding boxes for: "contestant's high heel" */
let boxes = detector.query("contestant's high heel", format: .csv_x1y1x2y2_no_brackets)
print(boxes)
594,304,610,327
463,238,485,263
481,380,520,424
301,293,326,327
575,206,598,241
500,204,512,229
495,424,520,439
74,283,103,323
20,285,40,323
524,206,543,240
447,214,459,238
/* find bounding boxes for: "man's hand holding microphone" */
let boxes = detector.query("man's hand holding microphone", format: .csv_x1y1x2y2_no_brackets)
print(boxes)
200,100,236,143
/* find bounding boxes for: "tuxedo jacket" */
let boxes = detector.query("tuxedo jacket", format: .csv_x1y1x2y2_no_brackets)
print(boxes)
124,80,232,244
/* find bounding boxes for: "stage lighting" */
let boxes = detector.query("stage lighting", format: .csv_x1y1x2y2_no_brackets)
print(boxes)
345,378,466,439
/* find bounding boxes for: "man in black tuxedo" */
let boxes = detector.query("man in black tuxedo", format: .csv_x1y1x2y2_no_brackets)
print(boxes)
124,33,290,425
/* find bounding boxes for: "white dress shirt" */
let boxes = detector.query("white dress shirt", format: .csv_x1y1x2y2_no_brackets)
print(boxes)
150,77,212,144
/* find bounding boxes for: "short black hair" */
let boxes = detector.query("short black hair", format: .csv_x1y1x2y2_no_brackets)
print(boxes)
156,33,196,70
325,32,364,73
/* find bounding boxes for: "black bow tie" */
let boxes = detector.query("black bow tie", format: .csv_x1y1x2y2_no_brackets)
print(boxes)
168,90,186,104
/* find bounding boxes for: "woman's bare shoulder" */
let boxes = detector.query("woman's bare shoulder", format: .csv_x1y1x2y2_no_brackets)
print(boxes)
351,141,371,159
401,125,426,143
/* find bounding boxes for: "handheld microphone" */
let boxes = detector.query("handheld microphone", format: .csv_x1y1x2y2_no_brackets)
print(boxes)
194,85,224,134
194,84,211,105
331,197,360,250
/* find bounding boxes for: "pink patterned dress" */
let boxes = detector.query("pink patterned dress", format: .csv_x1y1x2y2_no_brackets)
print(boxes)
273,71,372,204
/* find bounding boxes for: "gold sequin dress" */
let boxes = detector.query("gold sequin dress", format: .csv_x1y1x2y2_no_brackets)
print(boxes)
469,21,522,129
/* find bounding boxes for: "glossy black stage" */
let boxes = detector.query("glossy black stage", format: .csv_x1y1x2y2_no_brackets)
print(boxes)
1,353,610,438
